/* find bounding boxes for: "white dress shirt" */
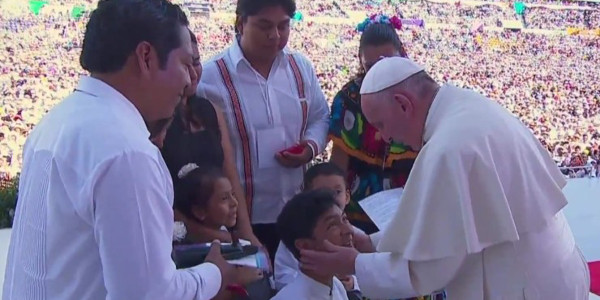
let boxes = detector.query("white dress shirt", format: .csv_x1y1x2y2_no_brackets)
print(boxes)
198,39,330,224
271,272,349,300
3,77,221,300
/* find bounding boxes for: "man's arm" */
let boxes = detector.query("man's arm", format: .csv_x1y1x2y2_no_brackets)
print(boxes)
93,151,221,300
355,252,466,299
302,62,330,157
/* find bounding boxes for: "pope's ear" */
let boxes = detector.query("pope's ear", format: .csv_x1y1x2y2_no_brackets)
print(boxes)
392,92,414,114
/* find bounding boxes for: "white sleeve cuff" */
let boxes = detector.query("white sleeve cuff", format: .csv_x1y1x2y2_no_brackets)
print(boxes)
355,253,417,299
369,231,383,248
352,275,360,291
189,262,222,300
306,140,317,159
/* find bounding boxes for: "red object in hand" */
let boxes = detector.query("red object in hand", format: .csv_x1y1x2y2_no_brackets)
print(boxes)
226,284,249,297
280,144,305,155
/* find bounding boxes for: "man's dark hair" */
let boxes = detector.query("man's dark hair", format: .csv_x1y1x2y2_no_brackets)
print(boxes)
277,189,338,259
234,0,296,33
80,0,189,73
303,162,346,191
188,28,198,45
236,0,296,19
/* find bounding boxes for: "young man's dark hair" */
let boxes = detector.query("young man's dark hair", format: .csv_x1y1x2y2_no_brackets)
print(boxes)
276,188,338,259
80,0,189,73
235,0,296,19
234,0,296,34
303,162,346,190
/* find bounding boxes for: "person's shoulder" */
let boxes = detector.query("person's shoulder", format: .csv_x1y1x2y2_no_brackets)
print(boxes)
32,93,158,167
284,49,316,71
200,48,231,81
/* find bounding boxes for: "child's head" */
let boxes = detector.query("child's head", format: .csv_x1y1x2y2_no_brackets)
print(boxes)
277,189,354,261
174,163,238,229
303,163,350,209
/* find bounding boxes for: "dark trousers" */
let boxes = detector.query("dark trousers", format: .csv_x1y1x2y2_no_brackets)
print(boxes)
252,223,279,266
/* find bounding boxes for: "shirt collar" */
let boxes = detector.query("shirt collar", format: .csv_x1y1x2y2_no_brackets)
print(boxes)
229,36,287,70
75,76,149,137
297,272,334,298
423,84,449,143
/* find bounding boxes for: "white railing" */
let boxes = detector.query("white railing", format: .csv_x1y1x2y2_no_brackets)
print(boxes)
559,165,600,179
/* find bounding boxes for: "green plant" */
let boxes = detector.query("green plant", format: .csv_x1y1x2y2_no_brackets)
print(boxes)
0,176,18,229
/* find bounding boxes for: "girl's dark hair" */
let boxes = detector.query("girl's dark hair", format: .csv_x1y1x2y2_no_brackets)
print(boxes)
357,23,407,76
148,117,173,140
174,164,226,221
359,22,407,57
183,95,221,140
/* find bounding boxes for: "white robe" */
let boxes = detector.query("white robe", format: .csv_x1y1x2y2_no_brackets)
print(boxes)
354,85,590,299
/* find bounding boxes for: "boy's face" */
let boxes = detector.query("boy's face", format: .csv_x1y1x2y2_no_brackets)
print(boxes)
296,204,354,255
309,175,350,209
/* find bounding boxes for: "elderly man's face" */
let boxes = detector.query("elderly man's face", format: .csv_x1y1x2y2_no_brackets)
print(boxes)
361,90,423,150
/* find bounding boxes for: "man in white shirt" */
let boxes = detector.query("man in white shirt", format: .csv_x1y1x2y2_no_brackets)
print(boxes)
299,57,590,299
273,189,352,300
198,0,329,259
3,1,232,299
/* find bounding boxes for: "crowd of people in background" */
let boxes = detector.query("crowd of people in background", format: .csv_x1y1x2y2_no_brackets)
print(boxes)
1,0,599,181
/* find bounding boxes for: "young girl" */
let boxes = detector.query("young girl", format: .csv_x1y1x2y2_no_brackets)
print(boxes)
174,163,240,242
174,163,267,299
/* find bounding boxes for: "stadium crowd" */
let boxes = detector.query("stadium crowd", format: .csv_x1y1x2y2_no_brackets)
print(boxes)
1,0,599,181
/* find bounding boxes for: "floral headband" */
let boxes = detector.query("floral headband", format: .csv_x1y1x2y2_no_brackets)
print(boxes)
178,163,199,179
356,14,402,32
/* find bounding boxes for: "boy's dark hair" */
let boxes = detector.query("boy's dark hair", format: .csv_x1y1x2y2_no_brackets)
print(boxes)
174,164,226,221
359,23,407,58
80,0,189,73
234,0,296,33
303,162,346,190
277,189,338,259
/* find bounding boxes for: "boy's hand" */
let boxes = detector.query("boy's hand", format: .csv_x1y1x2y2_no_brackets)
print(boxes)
338,275,355,291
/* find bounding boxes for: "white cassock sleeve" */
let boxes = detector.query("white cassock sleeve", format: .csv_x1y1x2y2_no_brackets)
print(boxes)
355,252,465,299
93,152,221,300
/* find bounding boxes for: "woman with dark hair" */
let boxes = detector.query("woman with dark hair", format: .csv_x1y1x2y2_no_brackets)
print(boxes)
161,29,261,246
330,14,417,235
329,14,444,300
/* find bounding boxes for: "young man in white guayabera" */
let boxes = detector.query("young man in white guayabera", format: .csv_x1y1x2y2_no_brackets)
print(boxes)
3,1,233,299
198,0,329,261
300,57,590,300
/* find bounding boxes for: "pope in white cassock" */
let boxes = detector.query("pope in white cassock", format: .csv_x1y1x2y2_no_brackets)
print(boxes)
299,57,590,300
